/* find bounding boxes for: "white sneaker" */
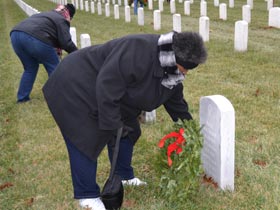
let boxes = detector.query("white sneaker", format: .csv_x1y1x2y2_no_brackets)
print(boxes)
122,177,147,186
79,197,106,210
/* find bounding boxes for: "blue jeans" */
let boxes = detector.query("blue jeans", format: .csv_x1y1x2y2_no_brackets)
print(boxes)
134,0,144,14
10,31,59,102
64,136,134,199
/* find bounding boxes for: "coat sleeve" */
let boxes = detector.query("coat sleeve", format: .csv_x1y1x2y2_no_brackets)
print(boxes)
163,83,193,122
56,19,78,53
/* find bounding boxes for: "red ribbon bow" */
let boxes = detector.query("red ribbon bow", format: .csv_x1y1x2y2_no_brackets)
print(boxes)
158,128,186,167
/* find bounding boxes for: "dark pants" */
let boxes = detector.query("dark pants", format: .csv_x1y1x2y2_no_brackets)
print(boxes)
10,31,59,102
64,136,134,199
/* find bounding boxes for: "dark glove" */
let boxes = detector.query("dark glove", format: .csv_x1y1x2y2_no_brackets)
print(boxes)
122,125,133,138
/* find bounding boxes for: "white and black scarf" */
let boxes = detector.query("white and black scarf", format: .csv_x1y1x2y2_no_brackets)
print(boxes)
158,32,185,89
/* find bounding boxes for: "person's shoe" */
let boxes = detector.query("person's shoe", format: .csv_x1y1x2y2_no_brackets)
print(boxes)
79,197,106,210
122,177,147,186
17,98,30,104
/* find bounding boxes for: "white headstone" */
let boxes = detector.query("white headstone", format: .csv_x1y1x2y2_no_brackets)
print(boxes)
153,10,161,30
114,5,120,19
200,1,207,17
91,1,95,13
214,0,219,7
80,0,84,10
70,27,77,46
125,6,131,22
105,3,110,16
242,5,251,23
170,0,176,14
199,16,210,42
247,0,253,9
80,34,91,48
144,110,156,123
267,0,273,11
229,0,234,8
234,20,248,52
200,95,235,191
148,0,153,10
97,2,102,15
85,1,89,11
138,7,144,25
173,14,181,32
159,0,164,12
269,7,280,28
219,3,227,20
184,0,190,15
75,0,79,9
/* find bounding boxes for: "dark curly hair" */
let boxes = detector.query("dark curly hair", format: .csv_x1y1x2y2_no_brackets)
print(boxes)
172,32,207,66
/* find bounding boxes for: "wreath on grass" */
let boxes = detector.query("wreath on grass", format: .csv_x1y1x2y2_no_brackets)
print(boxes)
155,120,204,202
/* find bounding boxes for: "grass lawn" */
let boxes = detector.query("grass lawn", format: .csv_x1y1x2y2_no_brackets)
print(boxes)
1,0,280,209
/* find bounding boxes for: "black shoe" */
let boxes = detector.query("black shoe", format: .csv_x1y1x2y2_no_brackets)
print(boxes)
17,98,30,104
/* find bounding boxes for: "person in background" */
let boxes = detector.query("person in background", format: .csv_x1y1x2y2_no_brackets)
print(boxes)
10,4,78,103
43,31,207,210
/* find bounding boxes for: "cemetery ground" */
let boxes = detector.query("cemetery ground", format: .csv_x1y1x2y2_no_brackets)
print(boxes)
1,0,280,209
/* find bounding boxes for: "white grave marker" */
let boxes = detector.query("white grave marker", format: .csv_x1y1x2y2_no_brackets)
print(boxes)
219,3,227,20
97,2,102,15
214,0,219,7
170,0,176,14
148,0,153,10
70,27,77,46
80,34,91,48
269,7,280,28
173,14,181,32
80,0,84,10
234,20,248,52
153,10,161,30
75,0,79,9
200,95,235,191
143,110,156,123
159,0,164,12
91,1,95,13
247,0,253,9
242,5,251,23
138,7,144,25
184,0,190,15
114,5,120,19
85,1,89,11
199,16,210,42
267,0,273,11
200,1,207,16
105,3,110,16
125,6,131,22
229,0,234,8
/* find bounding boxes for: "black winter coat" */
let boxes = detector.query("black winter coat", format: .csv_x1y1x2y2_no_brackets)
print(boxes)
11,11,77,53
43,33,192,160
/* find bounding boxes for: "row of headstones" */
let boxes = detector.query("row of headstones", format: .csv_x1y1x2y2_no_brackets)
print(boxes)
14,0,40,16
14,0,239,192
72,14,246,52
51,0,280,52
53,0,280,28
